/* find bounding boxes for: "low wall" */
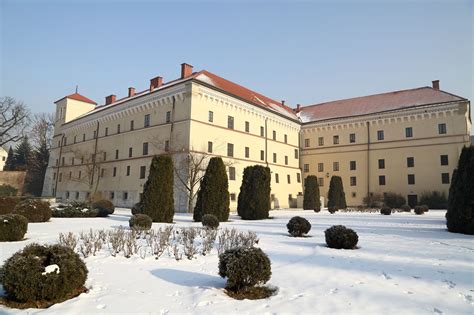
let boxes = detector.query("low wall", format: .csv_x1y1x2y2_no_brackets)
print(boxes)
0,171,26,195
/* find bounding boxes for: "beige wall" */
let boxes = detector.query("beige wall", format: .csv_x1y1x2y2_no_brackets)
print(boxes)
0,147,8,170
0,171,26,195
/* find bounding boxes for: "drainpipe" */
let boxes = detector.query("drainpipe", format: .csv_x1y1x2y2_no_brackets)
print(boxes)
366,121,370,200
265,118,268,167
170,96,176,150
91,121,100,190
54,134,65,198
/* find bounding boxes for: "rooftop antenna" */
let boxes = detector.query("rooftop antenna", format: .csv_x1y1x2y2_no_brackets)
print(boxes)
75,85,78,93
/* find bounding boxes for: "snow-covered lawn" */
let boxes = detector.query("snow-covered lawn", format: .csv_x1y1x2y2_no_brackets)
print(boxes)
1,209,473,314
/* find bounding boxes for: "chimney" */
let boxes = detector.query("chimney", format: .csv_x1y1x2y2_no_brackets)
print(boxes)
281,100,285,106
296,104,301,113
181,63,193,79
128,87,135,97
432,80,440,90
105,94,116,105
150,76,163,91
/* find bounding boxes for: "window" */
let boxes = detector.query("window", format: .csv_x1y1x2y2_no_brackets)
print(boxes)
228,116,234,129
304,164,309,172
318,163,324,172
74,135,77,143
105,127,109,136
245,121,250,132
272,130,276,140
333,162,339,171
294,149,299,159
78,171,81,179
130,120,134,131
438,123,447,134
285,156,288,165
64,137,67,145
208,111,213,122
59,173,62,182
207,141,213,153
113,167,117,177
318,177,324,187
351,192,356,198
126,165,131,176
81,157,84,164
62,157,65,166
260,126,265,136
110,192,114,200
129,147,133,157
287,174,291,184
101,168,105,178
115,150,119,159
350,176,357,186
230,193,236,201
164,140,170,152
284,134,288,143
140,166,146,179
144,114,150,127
333,135,339,144
166,111,171,123
117,124,121,134
296,173,301,183
377,130,384,140
378,159,385,169
408,174,415,185
318,137,324,146
93,130,97,139
83,134,86,142
349,133,356,143
227,143,234,157
405,127,413,138
379,175,386,186
143,142,149,155
441,173,450,184
103,152,107,161
71,157,75,165
53,172,56,180
273,153,277,163
440,155,449,166
245,147,250,158
260,150,265,161
123,192,128,200
275,173,279,183
304,139,310,147
229,167,236,180
75,192,80,199
69,171,72,179
407,157,414,167
350,161,356,171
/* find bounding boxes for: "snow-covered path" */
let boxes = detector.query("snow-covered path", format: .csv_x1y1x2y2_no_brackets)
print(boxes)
1,209,473,314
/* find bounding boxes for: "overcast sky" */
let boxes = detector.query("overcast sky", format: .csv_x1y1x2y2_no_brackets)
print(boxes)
1,0,472,128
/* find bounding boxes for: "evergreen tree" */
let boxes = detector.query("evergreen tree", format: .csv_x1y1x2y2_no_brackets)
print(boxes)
141,155,174,222
446,146,474,234
13,137,32,171
24,141,49,196
237,165,271,220
303,175,321,211
3,147,14,171
327,176,347,211
193,157,230,222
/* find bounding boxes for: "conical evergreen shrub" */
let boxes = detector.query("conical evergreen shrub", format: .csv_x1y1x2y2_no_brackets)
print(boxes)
237,165,271,220
303,175,321,211
193,157,230,222
327,176,347,211
141,155,174,223
446,146,474,234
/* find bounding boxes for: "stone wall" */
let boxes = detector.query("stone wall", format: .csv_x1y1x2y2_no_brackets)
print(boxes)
0,171,26,195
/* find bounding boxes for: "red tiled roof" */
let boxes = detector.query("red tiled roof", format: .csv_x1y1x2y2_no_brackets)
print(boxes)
193,70,297,119
55,93,97,105
298,87,465,123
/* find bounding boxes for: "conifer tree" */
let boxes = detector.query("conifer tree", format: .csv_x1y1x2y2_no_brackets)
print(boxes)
303,175,321,211
3,147,14,171
141,155,174,222
25,141,49,196
193,157,230,222
327,176,347,211
237,165,271,220
446,146,474,234
13,137,32,171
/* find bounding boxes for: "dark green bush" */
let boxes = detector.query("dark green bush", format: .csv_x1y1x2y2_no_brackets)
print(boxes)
202,214,219,229
384,193,406,208
325,225,358,249
237,165,271,220
327,176,347,211
52,204,104,218
92,199,115,215
286,216,311,237
362,193,384,208
380,206,392,215
420,191,447,209
0,184,18,197
400,205,411,212
414,205,428,215
12,199,51,223
218,247,271,291
1,243,88,303
142,155,175,223
0,214,28,241
328,207,338,214
131,202,143,215
303,176,321,211
0,197,21,215
129,214,152,230
193,157,229,222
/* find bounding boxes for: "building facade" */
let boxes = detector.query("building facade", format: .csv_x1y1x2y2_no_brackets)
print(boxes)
43,64,471,210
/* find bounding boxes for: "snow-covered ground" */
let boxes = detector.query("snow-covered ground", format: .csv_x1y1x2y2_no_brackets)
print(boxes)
1,209,473,314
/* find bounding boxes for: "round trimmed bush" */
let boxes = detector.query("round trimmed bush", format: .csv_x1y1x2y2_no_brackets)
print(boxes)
0,214,28,241
325,225,358,249
92,199,115,215
1,243,88,303
420,204,429,213
131,202,143,215
414,205,428,215
129,214,153,230
380,206,392,215
12,199,51,222
286,216,311,237
202,214,219,229
218,247,271,291
328,207,338,214
0,197,21,215
400,205,411,212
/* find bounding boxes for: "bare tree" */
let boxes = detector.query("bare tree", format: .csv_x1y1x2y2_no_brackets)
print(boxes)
0,97,30,147
31,113,54,149
67,148,106,199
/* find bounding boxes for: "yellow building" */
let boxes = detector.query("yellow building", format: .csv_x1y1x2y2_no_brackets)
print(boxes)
43,64,471,210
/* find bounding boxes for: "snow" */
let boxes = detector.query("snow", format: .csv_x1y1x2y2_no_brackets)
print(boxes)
1,209,473,314
196,74,216,86
42,264,60,275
